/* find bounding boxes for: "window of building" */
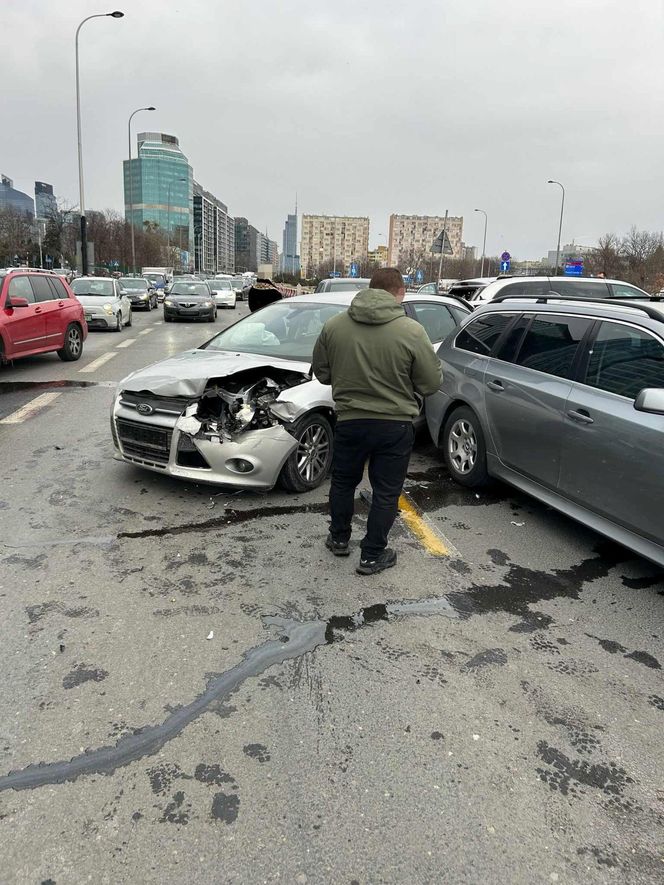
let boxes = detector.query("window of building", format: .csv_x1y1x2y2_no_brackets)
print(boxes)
583,321,664,399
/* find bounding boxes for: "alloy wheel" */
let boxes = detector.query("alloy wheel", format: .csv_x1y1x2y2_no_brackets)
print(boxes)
296,423,331,483
67,328,82,357
448,419,477,475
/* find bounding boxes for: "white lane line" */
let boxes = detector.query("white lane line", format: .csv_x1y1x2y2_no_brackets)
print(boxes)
116,338,137,349
79,352,118,373
138,328,154,336
154,322,162,325
0,392,61,425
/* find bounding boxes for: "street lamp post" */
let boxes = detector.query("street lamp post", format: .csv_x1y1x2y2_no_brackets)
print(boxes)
547,179,566,275
75,10,124,276
128,106,155,275
167,177,187,267
474,208,488,277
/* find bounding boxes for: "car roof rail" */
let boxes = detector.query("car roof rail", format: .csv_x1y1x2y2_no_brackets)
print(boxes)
489,293,664,322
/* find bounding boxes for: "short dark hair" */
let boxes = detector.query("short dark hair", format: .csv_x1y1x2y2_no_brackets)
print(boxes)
369,267,404,295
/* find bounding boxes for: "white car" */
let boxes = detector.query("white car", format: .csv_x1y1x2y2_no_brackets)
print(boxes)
453,275,650,303
314,277,370,294
111,292,470,492
208,279,237,309
71,277,132,331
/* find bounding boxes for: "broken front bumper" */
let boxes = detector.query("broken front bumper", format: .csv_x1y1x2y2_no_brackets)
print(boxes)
111,397,298,489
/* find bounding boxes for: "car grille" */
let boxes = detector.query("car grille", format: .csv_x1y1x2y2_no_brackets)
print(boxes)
116,418,172,466
119,391,189,416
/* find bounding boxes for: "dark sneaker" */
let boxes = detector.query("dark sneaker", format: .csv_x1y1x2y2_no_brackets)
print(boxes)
325,534,350,557
356,548,397,576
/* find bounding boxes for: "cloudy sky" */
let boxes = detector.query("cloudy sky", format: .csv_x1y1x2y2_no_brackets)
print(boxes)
4,0,664,258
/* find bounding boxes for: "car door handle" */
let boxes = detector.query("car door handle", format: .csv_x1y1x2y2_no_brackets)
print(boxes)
567,409,594,425
487,380,504,392
34,307,42,313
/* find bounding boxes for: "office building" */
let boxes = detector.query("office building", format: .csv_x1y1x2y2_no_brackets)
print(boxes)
462,244,477,262
235,218,278,272
0,175,34,217
123,132,193,260
300,215,370,278
543,242,594,267
34,182,56,221
280,212,300,275
388,214,463,267
193,182,235,274
368,244,388,267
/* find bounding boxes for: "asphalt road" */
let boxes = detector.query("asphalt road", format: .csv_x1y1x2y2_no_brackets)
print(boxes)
0,303,662,885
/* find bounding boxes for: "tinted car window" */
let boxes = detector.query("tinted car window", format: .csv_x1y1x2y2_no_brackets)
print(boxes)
7,276,36,302
514,315,592,379
30,275,56,302
500,280,550,298
584,322,664,399
494,315,531,363
550,279,609,298
455,312,513,355
410,303,457,343
49,277,69,299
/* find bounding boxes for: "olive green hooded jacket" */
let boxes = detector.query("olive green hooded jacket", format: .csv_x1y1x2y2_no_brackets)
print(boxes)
312,288,443,422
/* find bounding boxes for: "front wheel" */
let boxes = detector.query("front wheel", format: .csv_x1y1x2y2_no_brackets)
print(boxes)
57,324,83,362
126,309,132,327
442,406,489,488
114,313,122,332
278,413,334,493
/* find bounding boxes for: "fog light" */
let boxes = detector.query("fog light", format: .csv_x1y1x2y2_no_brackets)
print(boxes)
226,458,254,474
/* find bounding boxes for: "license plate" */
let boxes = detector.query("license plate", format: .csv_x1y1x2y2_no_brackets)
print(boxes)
85,313,93,321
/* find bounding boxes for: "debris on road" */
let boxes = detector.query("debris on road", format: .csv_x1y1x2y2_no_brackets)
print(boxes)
206,631,214,640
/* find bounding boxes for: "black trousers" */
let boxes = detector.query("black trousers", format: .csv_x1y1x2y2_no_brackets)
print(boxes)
329,419,415,559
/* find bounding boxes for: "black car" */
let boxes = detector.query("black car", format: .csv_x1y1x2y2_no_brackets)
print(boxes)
119,277,158,310
163,282,217,322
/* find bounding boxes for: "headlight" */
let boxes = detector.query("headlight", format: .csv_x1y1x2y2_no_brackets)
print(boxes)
203,301,213,307
103,303,114,315
140,293,149,300
164,299,174,306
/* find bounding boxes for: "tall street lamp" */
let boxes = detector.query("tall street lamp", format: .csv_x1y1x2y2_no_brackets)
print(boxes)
75,10,124,276
128,106,155,275
547,179,566,275
474,208,488,277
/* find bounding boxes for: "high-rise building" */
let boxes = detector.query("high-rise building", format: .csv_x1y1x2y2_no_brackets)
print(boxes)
193,182,234,274
367,244,388,267
123,132,193,261
300,215,370,278
34,182,56,221
388,214,463,267
280,212,300,275
0,175,34,217
234,218,278,272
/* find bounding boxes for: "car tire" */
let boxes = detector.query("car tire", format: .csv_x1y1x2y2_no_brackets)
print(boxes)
278,412,334,493
208,311,216,322
442,406,489,488
57,324,83,362
114,313,122,332
164,316,173,322
126,309,132,327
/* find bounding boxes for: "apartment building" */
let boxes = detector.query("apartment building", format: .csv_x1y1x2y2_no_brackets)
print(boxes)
388,214,463,267
193,182,234,275
300,214,370,278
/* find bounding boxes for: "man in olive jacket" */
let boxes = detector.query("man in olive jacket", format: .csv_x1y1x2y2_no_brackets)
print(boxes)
312,267,442,575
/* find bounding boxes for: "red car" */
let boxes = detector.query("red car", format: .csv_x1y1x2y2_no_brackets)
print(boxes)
0,269,88,363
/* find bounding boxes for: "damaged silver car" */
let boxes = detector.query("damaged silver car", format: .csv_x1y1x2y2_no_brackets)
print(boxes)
111,291,470,491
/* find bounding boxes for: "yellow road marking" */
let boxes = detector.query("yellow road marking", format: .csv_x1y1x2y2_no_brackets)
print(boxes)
398,492,459,557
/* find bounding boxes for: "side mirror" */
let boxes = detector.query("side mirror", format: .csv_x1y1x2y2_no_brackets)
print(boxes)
6,297,30,309
634,388,664,415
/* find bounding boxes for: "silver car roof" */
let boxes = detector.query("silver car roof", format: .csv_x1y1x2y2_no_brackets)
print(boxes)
277,292,471,309
467,297,664,328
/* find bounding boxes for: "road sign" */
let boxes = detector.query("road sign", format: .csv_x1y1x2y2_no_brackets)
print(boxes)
564,260,584,277
431,230,453,255
349,262,358,278
403,274,413,285
501,251,511,262
500,259,511,273
415,269,424,284
329,271,341,278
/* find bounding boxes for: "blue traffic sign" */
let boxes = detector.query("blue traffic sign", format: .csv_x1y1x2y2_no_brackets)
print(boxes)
349,262,358,278
564,260,584,276
500,259,511,273
501,251,511,262
415,269,424,284
329,271,341,278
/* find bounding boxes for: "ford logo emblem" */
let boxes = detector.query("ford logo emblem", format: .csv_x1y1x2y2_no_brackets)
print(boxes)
137,403,154,415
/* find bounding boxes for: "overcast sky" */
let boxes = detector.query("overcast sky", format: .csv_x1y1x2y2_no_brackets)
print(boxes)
4,0,664,258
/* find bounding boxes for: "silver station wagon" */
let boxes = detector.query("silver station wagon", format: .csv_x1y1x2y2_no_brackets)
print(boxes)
427,295,664,567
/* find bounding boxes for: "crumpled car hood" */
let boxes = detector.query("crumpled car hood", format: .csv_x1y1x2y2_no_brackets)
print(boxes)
119,349,312,398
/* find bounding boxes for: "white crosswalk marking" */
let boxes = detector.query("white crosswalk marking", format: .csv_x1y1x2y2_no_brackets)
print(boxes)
138,329,154,336
79,352,117,373
116,339,136,349
0,392,61,425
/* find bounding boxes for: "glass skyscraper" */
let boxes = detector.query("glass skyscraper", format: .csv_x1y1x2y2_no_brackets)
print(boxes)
281,212,300,274
123,132,193,261
0,175,34,217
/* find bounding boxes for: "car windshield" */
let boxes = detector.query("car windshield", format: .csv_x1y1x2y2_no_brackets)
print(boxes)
170,283,210,296
209,280,232,290
119,278,147,290
72,279,114,296
203,301,348,360
229,280,244,290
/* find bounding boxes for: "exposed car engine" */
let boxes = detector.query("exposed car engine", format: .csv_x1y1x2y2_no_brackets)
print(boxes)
176,367,309,441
